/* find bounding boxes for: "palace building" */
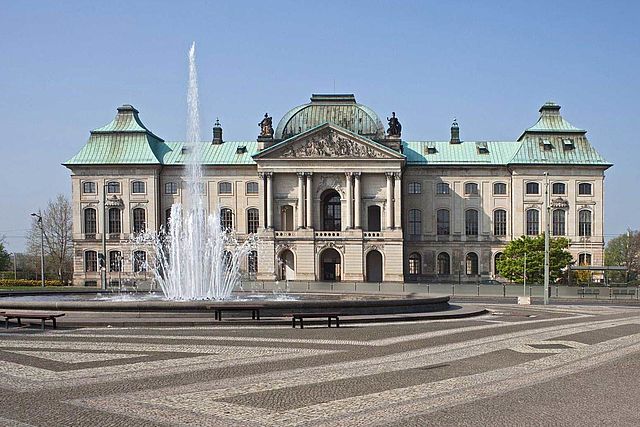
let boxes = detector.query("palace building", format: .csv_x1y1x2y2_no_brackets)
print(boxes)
64,94,611,286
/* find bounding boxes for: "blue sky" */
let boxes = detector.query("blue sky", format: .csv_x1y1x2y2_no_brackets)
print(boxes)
1,1,638,252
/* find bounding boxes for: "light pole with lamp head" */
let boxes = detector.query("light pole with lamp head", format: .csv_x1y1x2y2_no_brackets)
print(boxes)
30,212,45,287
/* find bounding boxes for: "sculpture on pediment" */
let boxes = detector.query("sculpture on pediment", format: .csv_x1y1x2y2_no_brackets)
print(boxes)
387,112,402,137
280,130,382,158
258,113,273,138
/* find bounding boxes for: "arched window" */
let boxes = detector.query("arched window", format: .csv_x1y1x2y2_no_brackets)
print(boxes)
578,253,592,266
247,208,259,234
579,210,592,236
436,182,450,195
466,252,479,275
222,250,233,271
437,252,450,275
465,209,479,236
526,209,539,235
108,208,121,234
493,182,507,195
109,251,122,272
165,182,178,195
552,182,566,195
248,250,258,273
218,182,232,194
578,183,592,195
84,208,97,234
494,209,507,236
85,251,97,272
408,182,422,194
322,191,341,231
437,209,450,235
526,182,540,195
220,208,233,230
408,209,422,236
133,251,146,272
133,208,146,233
552,209,566,236
132,181,145,194
494,252,503,276
107,181,120,193
246,182,259,194
465,182,479,195
408,252,421,275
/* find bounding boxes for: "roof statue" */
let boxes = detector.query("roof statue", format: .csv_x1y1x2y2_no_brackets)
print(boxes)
387,112,402,137
258,113,273,138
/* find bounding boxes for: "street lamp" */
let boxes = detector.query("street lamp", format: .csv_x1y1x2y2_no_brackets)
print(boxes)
30,212,45,287
11,252,17,280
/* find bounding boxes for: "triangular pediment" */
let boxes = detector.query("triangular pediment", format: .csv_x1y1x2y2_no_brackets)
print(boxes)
253,123,404,160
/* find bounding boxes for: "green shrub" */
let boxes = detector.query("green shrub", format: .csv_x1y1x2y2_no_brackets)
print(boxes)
0,279,66,287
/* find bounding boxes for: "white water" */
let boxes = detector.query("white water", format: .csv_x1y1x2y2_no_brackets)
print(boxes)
149,42,256,300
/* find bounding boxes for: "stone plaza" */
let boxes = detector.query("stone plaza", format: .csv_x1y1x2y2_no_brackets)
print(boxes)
1,303,640,426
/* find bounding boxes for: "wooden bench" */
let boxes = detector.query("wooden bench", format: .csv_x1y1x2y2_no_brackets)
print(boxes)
290,313,340,329
612,289,636,299
2,312,65,330
206,305,263,321
577,288,600,298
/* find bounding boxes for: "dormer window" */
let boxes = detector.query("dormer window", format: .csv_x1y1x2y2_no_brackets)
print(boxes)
476,142,489,154
236,145,247,154
425,143,437,154
563,139,575,150
541,139,554,151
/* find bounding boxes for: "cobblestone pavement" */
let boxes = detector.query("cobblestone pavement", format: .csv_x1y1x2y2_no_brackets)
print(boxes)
1,304,640,426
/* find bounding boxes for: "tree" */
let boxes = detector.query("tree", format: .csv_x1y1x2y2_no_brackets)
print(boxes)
497,234,573,284
605,230,640,283
27,194,73,283
0,237,10,271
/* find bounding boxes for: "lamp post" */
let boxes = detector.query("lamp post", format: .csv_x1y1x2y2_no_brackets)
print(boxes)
11,252,17,280
30,212,45,287
101,183,108,290
543,172,550,305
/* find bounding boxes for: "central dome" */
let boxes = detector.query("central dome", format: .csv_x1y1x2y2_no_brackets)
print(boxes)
275,94,385,140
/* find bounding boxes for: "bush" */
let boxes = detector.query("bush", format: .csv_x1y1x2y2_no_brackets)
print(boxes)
0,279,66,287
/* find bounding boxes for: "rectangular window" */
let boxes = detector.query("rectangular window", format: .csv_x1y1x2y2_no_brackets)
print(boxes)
247,209,259,234
109,251,122,272
494,210,507,236
246,182,259,194
526,182,540,195
578,183,592,195
248,251,258,273
83,182,96,194
219,182,232,194
436,183,450,195
526,209,539,235
84,251,97,272
408,209,422,236
552,183,566,195
165,182,178,195
408,182,422,194
132,181,145,194
437,209,450,235
107,181,120,193
493,182,507,195
465,210,479,235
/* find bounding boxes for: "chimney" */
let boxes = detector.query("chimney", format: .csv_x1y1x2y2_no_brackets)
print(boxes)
212,118,223,144
450,119,461,144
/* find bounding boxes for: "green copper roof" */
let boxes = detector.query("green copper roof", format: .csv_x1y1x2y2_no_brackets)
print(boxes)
92,105,164,140
160,141,258,165
519,102,585,139
275,94,385,140
403,141,521,165
510,137,611,165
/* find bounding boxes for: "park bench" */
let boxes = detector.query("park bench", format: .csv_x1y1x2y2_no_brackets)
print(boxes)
206,305,263,321
577,288,600,298
290,313,340,329
611,289,637,299
2,311,65,330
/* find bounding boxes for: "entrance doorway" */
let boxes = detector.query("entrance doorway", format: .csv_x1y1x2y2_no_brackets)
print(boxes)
366,250,383,282
278,249,295,280
367,205,381,231
280,205,293,231
321,190,341,231
320,248,341,281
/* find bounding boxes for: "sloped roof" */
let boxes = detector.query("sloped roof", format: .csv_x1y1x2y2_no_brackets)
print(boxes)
161,141,258,165
509,137,611,165
403,141,521,165
518,102,585,139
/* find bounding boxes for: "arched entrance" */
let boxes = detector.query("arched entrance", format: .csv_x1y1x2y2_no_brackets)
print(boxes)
320,248,341,281
366,250,383,282
321,190,341,231
278,249,295,280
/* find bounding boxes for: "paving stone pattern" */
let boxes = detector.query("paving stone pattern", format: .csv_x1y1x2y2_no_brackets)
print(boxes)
1,304,640,426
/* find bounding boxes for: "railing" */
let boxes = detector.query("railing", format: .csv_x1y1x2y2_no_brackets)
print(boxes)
314,231,343,238
275,231,296,237
84,233,97,240
363,232,382,238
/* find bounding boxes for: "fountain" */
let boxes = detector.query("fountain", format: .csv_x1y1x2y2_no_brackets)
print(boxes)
151,42,256,301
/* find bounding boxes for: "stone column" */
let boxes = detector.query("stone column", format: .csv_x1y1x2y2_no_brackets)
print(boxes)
345,172,353,229
297,172,305,229
306,173,313,228
394,172,402,229
385,172,394,229
265,172,273,229
354,172,361,229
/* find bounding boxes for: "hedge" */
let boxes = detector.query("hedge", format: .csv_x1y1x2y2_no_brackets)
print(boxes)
0,279,67,287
